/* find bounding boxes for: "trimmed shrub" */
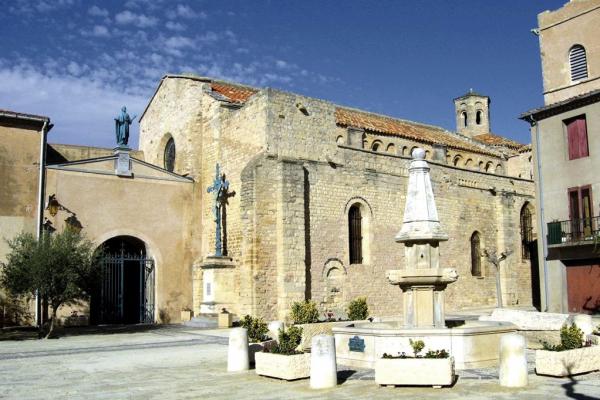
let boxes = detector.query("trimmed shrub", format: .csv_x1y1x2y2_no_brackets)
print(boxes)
268,326,303,355
290,300,319,324
347,297,369,321
239,315,269,343
542,323,583,351
409,339,425,357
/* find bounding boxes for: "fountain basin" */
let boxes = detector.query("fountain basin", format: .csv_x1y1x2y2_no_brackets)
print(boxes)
333,319,517,370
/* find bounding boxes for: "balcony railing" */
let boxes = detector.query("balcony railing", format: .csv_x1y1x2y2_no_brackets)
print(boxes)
547,216,600,245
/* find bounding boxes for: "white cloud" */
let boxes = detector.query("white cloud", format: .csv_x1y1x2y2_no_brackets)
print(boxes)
165,21,186,31
166,4,207,20
93,25,111,37
0,64,147,148
115,10,158,28
88,5,109,17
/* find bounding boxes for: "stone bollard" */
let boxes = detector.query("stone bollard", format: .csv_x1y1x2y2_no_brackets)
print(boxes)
268,320,284,341
310,335,337,389
227,327,249,372
499,333,527,388
572,314,593,336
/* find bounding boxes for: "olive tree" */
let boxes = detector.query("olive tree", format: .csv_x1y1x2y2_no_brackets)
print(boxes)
0,229,101,338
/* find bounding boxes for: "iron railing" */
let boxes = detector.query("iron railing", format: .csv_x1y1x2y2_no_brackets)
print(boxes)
547,216,600,245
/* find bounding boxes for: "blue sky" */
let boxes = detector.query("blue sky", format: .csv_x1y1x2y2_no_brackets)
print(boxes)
0,0,566,149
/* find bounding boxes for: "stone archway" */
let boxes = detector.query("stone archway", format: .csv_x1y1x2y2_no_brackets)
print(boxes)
91,235,155,324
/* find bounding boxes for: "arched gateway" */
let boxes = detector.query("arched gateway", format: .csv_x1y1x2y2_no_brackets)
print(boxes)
91,236,155,324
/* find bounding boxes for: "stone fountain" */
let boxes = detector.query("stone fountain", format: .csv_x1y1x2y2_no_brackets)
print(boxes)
333,148,516,370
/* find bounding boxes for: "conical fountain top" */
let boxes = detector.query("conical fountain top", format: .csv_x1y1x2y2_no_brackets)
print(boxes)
395,148,448,243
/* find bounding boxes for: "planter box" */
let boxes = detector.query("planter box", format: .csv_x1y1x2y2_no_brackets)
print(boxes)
180,310,193,322
255,352,311,380
248,339,276,364
296,320,367,351
218,313,232,328
375,357,455,387
535,345,600,377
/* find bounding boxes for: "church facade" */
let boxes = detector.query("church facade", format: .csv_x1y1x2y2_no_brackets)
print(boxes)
0,75,537,325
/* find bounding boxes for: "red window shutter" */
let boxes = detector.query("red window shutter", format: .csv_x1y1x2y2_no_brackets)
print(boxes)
567,119,579,159
577,118,589,157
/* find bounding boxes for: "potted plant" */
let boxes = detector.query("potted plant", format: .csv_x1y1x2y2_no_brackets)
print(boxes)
180,308,193,322
239,315,276,364
536,323,600,377
375,339,455,387
255,326,310,380
294,298,370,351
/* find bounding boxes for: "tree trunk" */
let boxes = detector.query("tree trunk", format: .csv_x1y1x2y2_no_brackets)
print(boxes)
45,306,59,339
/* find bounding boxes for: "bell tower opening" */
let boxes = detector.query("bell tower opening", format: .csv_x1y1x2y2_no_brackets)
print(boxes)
453,89,491,138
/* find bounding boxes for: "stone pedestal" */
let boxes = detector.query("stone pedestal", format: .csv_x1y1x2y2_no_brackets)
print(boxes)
113,147,132,177
227,328,249,372
194,256,236,315
499,333,527,387
310,335,337,389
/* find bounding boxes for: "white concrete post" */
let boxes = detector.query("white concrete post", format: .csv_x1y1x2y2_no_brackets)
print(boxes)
310,335,337,389
572,314,593,336
268,321,284,341
227,327,249,372
499,333,527,387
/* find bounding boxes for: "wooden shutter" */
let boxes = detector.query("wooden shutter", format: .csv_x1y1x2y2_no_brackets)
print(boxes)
577,118,589,158
567,119,579,159
566,116,588,160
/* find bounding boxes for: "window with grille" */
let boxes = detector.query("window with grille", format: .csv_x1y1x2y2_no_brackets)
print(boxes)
520,205,533,260
349,205,363,264
569,45,588,82
164,137,176,172
470,232,481,277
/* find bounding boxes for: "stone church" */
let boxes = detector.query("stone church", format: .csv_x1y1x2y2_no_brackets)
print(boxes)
0,75,537,325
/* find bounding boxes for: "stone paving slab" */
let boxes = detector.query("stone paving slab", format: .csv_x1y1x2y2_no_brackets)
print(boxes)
0,326,599,399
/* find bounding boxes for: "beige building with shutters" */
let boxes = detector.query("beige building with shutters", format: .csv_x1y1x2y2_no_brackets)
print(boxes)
521,0,600,314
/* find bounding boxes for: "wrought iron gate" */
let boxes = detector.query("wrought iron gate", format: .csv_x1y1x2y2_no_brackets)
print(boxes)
99,252,155,324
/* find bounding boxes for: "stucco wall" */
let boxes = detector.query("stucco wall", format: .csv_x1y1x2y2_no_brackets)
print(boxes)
0,125,40,263
539,0,600,104
45,163,194,323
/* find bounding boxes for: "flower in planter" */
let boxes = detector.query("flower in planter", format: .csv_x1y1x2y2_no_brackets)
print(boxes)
409,339,425,357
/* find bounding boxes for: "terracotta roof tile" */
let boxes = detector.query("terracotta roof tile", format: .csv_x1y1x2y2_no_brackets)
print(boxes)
473,134,524,150
210,83,257,103
335,107,500,157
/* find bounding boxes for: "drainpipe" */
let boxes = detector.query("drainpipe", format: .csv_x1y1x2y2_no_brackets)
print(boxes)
35,120,49,327
529,115,550,312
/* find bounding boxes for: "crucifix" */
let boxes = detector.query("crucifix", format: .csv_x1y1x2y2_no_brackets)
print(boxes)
207,163,236,257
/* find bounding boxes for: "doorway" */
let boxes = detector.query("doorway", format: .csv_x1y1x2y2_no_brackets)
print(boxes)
91,236,155,324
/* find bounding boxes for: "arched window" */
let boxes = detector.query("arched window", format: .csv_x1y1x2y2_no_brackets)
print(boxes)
164,137,176,172
485,161,493,173
471,231,482,277
476,110,482,125
386,143,396,154
461,111,468,127
520,204,533,260
465,158,473,168
348,205,363,264
371,141,381,152
569,45,588,82
453,155,462,166
401,146,408,156
495,164,504,175
336,135,345,145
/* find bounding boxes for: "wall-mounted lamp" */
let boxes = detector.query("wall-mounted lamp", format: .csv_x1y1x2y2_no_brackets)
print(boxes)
65,215,83,234
46,194,60,217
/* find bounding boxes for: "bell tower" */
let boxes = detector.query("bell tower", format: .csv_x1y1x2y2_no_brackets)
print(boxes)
454,89,490,137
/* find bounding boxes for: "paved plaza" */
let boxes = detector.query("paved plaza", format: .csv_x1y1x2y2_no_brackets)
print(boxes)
1,325,599,400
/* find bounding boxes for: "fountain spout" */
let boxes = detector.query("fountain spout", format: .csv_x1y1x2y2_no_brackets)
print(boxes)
387,148,458,329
